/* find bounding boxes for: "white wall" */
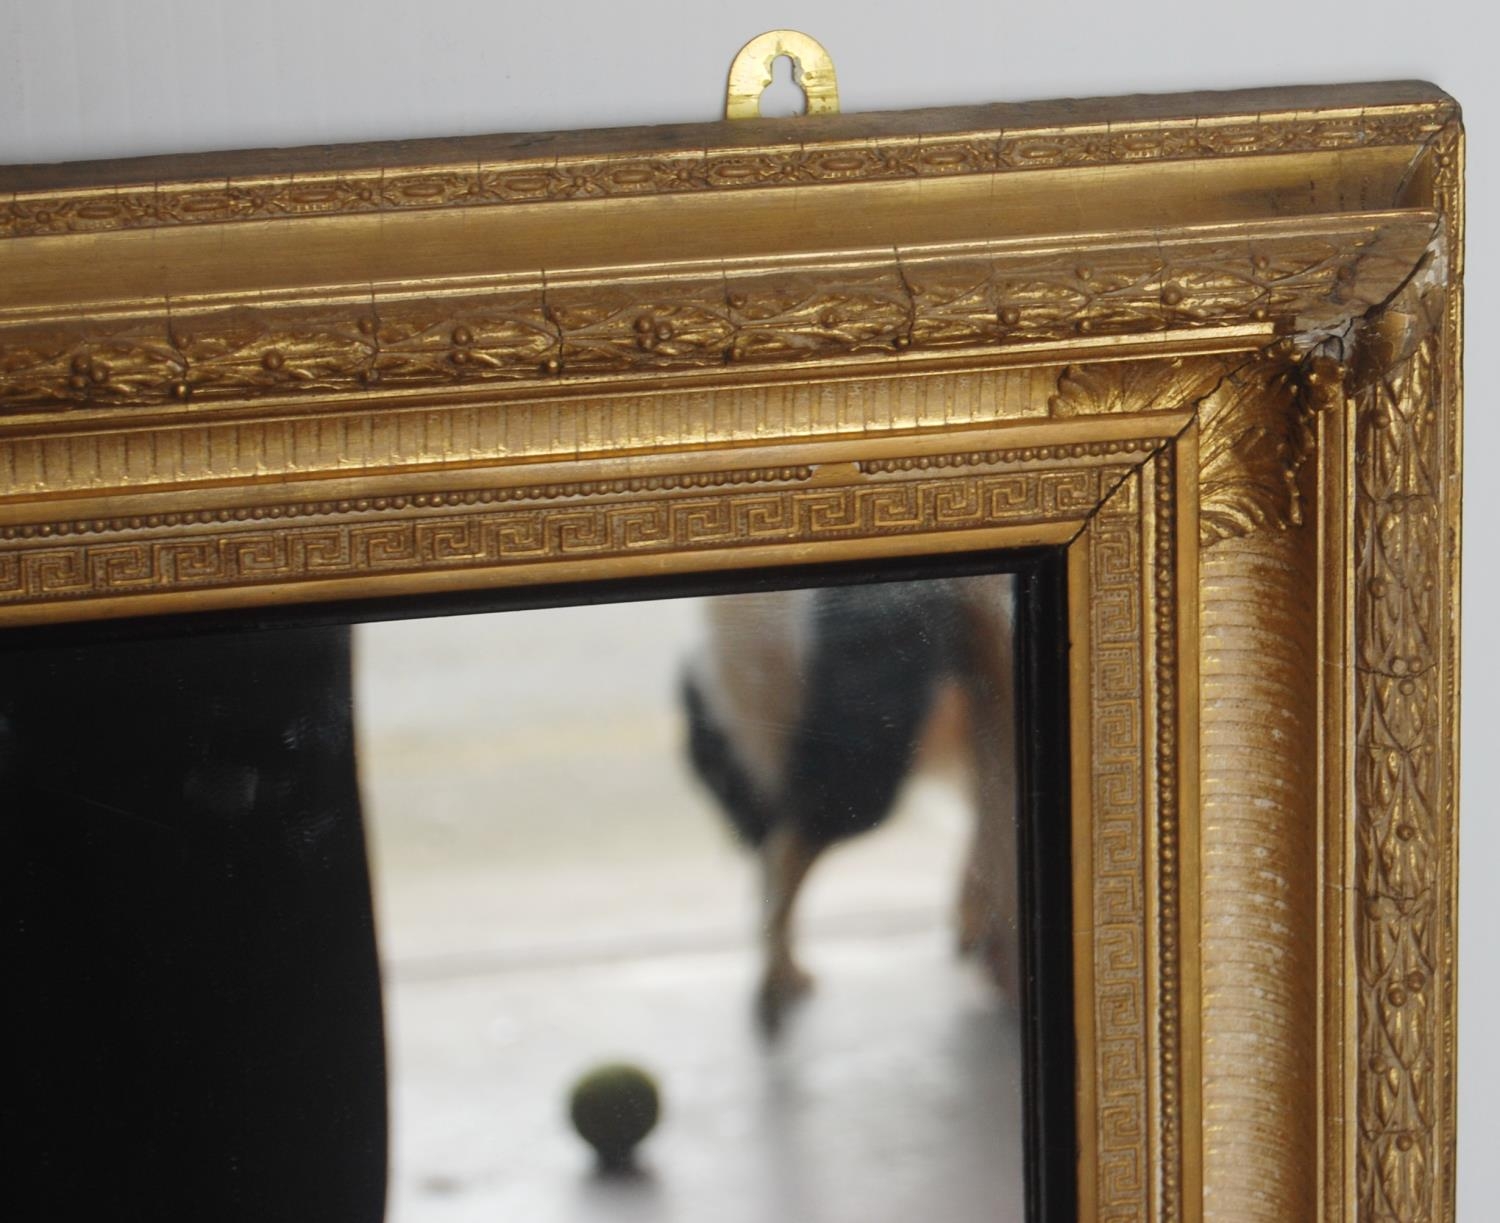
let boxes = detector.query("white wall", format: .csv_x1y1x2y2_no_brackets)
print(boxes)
2,0,1491,1211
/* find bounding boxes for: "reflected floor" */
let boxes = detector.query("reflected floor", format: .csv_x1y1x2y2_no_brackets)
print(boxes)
357,599,1024,1223
387,929,1022,1223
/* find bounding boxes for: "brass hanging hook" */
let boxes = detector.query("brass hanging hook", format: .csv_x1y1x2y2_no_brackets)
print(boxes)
725,30,840,120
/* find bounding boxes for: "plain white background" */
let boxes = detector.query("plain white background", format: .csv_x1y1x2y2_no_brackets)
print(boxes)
1,0,1491,1212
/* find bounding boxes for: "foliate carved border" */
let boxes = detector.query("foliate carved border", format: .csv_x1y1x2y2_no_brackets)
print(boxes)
0,102,1451,240
1350,117,1461,1223
1352,301,1452,1220
0,455,1144,610
0,221,1430,415
1435,123,1463,1223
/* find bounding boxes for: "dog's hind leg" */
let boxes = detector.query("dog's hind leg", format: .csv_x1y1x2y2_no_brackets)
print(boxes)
953,576,1022,1006
957,754,1020,1005
757,822,824,1034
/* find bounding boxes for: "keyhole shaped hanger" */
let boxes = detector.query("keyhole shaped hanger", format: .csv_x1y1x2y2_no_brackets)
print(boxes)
725,30,840,119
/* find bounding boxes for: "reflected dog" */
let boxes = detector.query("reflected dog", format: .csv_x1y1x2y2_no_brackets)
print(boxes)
681,576,1018,1032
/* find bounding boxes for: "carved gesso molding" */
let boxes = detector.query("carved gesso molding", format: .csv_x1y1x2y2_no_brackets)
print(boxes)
0,101,1451,241
1185,351,1334,1207
1340,115,1460,1223
0,456,1141,609
1350,282,1456,1219
1055,341,1348,551
1151,448,1184,1222
1186,118,1460,1221
0,366,1071,498
1069,459,1188,1223
1048,357,1227,419
1072,455,1188,1222
0,85,1464,1223
0,219,1432,415
1195,348,1347,548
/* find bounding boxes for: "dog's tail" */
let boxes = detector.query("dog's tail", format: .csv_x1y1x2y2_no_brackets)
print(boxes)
681,670,775,847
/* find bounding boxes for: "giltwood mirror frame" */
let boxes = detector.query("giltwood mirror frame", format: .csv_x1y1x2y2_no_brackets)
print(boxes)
0,80,1463,1222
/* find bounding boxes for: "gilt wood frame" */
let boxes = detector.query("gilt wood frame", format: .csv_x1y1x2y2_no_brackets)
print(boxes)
0,81,1463,1222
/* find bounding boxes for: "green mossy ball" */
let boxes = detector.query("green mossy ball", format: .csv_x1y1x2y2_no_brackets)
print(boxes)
568,1063,661,1169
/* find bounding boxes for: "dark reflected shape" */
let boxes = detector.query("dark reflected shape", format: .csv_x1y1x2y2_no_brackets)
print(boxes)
682,577,1019,1034
1,627,386,1223
569,1061,661,1169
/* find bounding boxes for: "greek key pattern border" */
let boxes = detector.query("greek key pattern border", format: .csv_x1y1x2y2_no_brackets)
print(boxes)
1087,468,1153,1220
0,460,1133,607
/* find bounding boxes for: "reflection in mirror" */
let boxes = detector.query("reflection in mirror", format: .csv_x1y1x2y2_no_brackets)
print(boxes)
4,560,1070,1223
358,573,1035,1222
5,623,388,1222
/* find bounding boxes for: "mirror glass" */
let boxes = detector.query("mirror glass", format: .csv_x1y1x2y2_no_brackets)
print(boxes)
362,575,1023,1222
4,561,1070,1223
